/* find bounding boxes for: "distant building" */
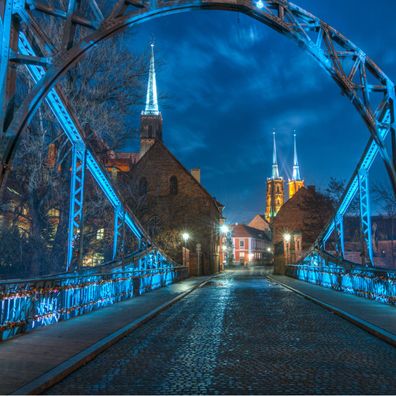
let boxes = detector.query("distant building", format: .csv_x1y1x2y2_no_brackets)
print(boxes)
265,131,304,222
265,131,284,222
231,224,271,265
287,132,304,200
106,44,224,275
248,214,271,234
272,186,332,258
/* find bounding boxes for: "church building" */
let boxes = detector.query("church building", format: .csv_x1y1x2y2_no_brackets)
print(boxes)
265,130,304,222
106,44,224,275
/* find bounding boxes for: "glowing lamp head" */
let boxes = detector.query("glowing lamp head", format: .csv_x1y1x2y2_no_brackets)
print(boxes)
181,232,190,242
283,233,291,243
256,0,264,9
220,224,229,234
267,247,271,252
222,244,227,251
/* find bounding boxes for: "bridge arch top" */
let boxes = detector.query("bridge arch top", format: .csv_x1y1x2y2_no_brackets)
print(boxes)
3,0,395,189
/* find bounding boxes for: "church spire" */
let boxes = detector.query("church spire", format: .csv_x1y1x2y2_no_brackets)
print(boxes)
143,43,159,115
292,130,301,180
272,130,280,179
140,43,163,157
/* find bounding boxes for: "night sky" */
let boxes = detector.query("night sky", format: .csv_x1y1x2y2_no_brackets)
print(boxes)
125,0,396,222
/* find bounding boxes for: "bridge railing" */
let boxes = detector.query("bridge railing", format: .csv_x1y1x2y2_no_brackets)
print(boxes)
285,249,396,306
0,251,188,341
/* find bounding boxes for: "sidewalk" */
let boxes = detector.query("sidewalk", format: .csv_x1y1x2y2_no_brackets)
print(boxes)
268,274,396,347
0,275,214,395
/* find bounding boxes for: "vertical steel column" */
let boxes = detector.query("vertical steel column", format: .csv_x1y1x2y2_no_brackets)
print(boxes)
66,143,86,271
334,214,344,258
358,169,374,265
112,205,124,260
0,0,14,134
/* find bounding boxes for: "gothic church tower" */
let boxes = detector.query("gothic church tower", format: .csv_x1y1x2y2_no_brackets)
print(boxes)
288,132,304,199
265,131,284,222
140,44,163,157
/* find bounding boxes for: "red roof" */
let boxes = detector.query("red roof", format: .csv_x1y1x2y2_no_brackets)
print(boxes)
232,224,271,241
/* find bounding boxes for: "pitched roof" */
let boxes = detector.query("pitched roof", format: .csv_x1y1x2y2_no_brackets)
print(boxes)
131,140,225,214
232,224,271,241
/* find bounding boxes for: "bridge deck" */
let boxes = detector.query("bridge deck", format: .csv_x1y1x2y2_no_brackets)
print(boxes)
269,274,396,345
46,268,396,395
0,276,213,395
2,269,396,394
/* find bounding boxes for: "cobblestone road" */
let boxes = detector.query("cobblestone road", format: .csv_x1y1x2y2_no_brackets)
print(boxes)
47,268,396,394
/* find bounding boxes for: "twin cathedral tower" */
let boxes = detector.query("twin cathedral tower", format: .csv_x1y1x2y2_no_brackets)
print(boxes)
264,131,304,222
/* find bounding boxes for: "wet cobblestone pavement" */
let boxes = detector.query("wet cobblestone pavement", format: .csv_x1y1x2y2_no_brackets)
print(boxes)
47,268,396,394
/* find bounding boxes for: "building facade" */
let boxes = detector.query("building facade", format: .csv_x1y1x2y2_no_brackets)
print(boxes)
232,224,271,265
106,45,224,275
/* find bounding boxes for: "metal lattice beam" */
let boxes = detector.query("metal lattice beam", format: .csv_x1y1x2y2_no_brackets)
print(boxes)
67,144,86,271
358,169,374,265
1,0,395,270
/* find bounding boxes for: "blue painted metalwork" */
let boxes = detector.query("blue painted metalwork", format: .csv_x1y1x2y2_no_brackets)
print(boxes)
0,263,188,341
67,144,86,271
358,169,374,265
0,0,395,275
0,0,13,133
334,214,344,258
112,206,125,260
16,32,144,265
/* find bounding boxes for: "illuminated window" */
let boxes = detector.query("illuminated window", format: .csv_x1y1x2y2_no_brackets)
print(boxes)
48,208,60,217
139,177,148,196
170,176,178,195
96,228,105,240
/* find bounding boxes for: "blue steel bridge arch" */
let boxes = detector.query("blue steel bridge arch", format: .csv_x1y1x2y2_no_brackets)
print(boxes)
0,0,395,268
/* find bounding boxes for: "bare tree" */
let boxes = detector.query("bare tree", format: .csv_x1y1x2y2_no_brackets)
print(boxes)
0,27,147,278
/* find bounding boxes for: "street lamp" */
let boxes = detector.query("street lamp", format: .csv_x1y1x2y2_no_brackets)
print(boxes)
283,233,291,243
181,232,190,243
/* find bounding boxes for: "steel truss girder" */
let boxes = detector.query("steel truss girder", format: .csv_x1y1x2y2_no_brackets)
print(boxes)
67,143,86,271
0,0,396,269
16,31,144,245
334,214,344,258
113,205,125,260
358,169,374,265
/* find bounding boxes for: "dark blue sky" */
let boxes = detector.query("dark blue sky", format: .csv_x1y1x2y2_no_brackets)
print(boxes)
125,0,396,222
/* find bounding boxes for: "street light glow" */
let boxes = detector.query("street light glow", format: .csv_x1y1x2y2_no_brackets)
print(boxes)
220,224,229,234
182,232,190,242
256,0,264,9
283,233,291,243
267,247,271,252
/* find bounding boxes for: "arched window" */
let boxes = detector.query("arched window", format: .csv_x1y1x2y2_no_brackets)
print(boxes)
276,185,280,193
139,177,147,196
148,125,153,138
170,175,178,195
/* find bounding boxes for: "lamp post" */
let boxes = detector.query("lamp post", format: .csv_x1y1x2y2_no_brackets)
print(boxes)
220,224,230,271
181,232,190,269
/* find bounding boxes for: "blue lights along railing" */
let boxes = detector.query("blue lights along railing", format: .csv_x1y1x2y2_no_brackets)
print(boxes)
0,257,188,341
286,252,396,306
